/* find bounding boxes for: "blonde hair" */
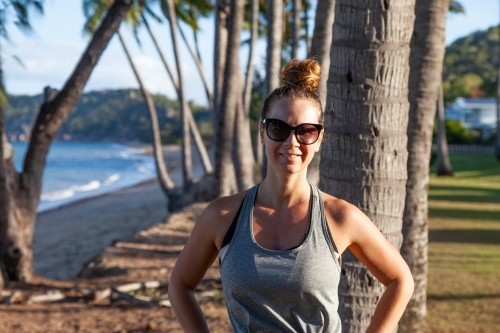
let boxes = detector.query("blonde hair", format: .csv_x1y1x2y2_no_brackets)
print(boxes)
261,58,323,122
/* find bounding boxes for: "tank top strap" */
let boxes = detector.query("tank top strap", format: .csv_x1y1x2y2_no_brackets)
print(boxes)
219,184,259,266
310,185,341,271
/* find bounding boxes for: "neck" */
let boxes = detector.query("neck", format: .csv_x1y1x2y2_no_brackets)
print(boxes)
259,169,310,208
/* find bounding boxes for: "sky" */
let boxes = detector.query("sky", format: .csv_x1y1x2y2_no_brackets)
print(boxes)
2,0,499,107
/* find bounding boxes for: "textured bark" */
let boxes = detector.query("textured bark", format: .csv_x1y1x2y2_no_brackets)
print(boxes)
307,0,335,187
142,15,213,175
262,0,283,179
291,0,301,59
436,85,453,176
117,30,175,193
163,0,192,187
215,0,244,197
0,0,132,282
399,1,449,332
320,1,415,332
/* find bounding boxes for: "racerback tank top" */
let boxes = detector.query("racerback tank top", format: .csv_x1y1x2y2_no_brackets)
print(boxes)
220,185,342,333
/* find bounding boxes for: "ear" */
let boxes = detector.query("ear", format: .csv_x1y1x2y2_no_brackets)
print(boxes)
260,121,265,146
315,129,324,152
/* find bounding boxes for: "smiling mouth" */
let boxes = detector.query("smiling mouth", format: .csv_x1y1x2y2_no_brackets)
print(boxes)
280,153,302,158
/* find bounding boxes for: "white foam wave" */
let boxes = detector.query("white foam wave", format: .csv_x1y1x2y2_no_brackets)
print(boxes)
41,189,75,201
77,180,101,191
104,174,120,184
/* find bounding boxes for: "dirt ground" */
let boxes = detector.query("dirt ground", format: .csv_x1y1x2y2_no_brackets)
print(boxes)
0,202,232,333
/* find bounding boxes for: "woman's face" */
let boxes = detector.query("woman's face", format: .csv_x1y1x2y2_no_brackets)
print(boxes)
260,98,323,176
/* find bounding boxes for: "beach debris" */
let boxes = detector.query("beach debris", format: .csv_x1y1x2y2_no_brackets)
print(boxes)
158,299,171,307
109,287,156,307
27,290,64,304
7,290,25,305
115,280,168,293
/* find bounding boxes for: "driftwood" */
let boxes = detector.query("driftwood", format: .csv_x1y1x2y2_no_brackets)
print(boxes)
1,278,220,306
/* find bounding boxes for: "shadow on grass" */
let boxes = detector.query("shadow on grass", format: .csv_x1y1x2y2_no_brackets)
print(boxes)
429,229,500,245
427,294,500,301
429,206,500,222
429,185,500,204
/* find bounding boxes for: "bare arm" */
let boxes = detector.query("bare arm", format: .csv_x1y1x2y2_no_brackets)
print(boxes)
168,200,223,332
168,194,245,332
325,198,414,333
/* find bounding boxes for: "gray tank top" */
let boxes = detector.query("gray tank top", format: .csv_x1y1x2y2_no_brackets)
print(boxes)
220,185,342,333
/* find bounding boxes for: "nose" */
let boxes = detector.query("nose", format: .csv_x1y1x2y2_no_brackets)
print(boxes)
284,129,300,146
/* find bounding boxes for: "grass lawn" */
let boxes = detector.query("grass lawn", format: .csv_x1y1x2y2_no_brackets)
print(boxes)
425,154,500,333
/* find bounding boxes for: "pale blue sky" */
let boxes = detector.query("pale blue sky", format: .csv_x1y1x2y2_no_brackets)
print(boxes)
3,0,499,106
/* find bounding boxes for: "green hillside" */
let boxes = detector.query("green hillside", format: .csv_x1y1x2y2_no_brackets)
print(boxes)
443,26,499,104
4,89,213,144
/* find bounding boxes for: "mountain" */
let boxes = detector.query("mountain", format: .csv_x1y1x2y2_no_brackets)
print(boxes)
443,26,499,104
4,89,212,144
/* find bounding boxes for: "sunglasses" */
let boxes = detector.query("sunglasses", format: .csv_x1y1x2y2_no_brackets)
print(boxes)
262,118,323,145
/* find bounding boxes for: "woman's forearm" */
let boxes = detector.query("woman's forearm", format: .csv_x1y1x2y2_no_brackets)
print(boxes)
168,283,210,333
366,276,414,333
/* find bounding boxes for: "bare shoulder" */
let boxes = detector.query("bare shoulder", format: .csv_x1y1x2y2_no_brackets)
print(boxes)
320,191,365,226
197,190,248,250
320,191,374,254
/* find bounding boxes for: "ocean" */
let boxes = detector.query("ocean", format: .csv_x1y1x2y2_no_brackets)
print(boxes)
11,142,158,212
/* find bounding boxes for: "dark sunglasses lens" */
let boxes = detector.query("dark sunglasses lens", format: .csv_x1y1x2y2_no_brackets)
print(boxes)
267,120,291,141
296,124,320,144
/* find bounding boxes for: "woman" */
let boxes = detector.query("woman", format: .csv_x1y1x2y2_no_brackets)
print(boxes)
168,59,414,332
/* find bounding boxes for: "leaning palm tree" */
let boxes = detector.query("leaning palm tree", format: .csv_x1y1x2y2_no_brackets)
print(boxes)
399,1,450,332
0,0,132,286
320,0,415,331
83,0,176,195
140,13,213,175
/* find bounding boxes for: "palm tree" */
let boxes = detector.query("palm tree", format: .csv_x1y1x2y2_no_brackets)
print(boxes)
291,0,301,59
141,14,213,175
0,0,132,285
84,0,177,196
261,0,283,178
0,1,44,287
215,0,244,197
398,1,450,332
436,85,453,175
306,0,335,187
320,0,415,331
160,0,193,188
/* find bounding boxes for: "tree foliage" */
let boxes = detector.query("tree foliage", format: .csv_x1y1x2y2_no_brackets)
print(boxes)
4,89,212,144
443,26,500,104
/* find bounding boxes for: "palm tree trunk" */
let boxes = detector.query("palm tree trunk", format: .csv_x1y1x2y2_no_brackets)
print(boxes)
0,105,9,289
436,85,453,176
214,0,229,116
142,14,213,175
242,0,259,116
233,76,255,191
178,25,214,111
495,63,500,159
320,1,415,331
399,1,449,332
117,30,175,193
162,0,192,187
262,0,283,179
291,0,301,59
307,0,335,187
0,0,132,283
216,0,244,197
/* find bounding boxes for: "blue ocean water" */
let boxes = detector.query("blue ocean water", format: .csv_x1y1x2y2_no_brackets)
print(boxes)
11,142,157,212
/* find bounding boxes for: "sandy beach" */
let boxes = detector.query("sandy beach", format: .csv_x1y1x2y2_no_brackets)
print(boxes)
33,144,208,280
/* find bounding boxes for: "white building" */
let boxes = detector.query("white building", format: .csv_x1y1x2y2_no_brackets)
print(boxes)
445,97,498,141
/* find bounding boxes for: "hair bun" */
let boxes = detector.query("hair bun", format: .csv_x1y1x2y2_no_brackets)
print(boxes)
279,58,321,92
